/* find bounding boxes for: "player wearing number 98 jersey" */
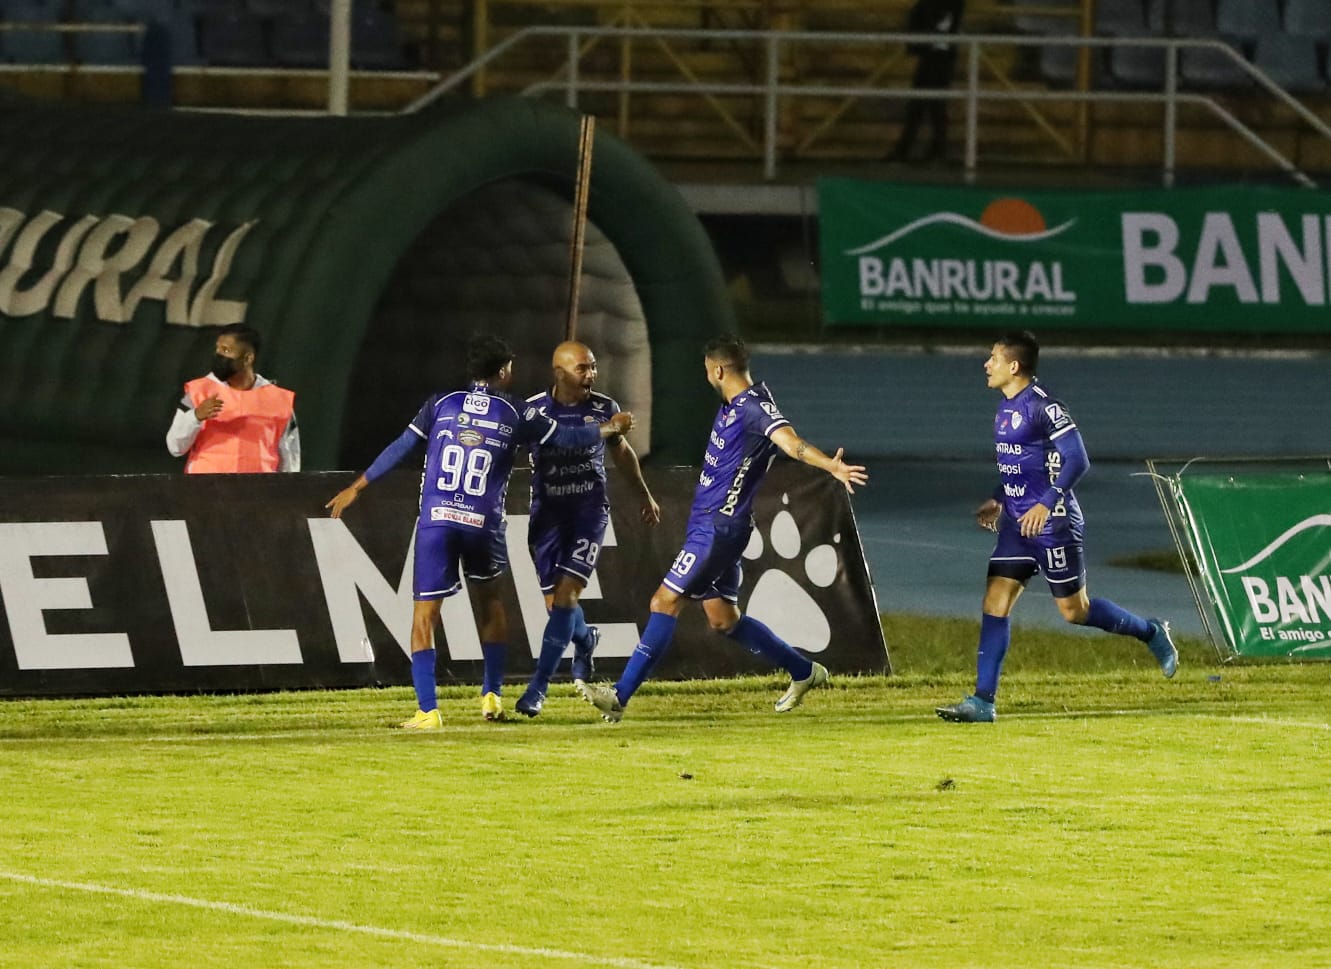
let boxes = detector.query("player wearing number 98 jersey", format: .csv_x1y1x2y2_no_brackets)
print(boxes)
325,335,634,729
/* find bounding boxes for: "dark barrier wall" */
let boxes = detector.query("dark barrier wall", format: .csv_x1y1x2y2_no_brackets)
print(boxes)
0,465,887,698
0,96,730,473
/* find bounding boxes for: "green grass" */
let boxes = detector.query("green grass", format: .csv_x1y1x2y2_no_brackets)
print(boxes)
2,616,1329,969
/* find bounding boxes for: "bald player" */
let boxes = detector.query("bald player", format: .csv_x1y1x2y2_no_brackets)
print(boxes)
514,341,661,717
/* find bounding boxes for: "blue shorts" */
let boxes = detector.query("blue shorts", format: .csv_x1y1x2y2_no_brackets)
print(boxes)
987,514,1086,597
528,504,610,593
413,522,508,601
661,517,750,602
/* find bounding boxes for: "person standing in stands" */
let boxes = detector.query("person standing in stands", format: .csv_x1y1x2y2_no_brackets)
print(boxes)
166,324,300,473
888,0,965,163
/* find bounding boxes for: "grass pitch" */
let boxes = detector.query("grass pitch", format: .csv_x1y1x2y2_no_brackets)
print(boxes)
2,617,1330,969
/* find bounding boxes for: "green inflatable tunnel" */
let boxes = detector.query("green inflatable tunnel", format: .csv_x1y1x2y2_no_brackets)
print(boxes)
0,96,733,473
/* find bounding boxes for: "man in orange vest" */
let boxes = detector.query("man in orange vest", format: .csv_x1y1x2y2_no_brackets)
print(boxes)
166,324,300,474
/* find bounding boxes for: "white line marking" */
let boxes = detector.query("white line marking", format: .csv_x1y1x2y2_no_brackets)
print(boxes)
0,872,690,969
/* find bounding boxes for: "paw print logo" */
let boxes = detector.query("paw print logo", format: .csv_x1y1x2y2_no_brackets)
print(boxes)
742,493,840,652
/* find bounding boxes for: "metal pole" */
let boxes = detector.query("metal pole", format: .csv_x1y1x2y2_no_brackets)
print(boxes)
1163,42,1177,187
764,34,779,180
567,31,579,108
328,0,350,116
964,39,979,184
565,116,595,342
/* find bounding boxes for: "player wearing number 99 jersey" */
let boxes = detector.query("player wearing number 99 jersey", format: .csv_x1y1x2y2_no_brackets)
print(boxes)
934,330,1179,726
325,335,634,729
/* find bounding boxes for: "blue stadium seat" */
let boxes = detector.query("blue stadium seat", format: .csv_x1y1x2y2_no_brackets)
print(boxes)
1252,30,1325,91
351,7,407,69
1095,0,1146,36
1014,0,1079,35
1283,0,1331,39
269,10,328,67
1,0,65,65
1215,0,1280,40
197,8,270,66
1109,45,1167,87
247,0,312,17
70,0,138,66
1147,0,1216,37
1180,37,1252,88
163,8,202,66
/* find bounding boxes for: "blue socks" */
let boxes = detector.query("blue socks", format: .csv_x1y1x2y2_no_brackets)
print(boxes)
1084,597,1151,641
410,648,437,713
481,641,505,696
727,615,814,681
532,606,578,692
975,613,1010,703
615,612,677,706
569,605,592,650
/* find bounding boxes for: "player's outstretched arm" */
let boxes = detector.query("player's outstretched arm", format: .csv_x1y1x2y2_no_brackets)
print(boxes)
770,426,868,494
326,427,423,518
609,435,661,525
326,474,369,519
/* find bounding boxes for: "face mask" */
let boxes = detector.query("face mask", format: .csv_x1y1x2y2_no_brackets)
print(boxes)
211,354,239,381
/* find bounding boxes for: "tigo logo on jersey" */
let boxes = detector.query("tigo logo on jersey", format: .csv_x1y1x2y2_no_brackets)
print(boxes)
464,395,491,415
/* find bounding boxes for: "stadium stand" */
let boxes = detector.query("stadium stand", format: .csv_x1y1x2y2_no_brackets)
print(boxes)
1,0,65,65
69,0,139,66
1283,0,1331,38
1253,28,1325,92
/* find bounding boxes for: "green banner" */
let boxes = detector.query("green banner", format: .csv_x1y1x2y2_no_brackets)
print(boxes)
1174,473,1331,657
818,179,1331,332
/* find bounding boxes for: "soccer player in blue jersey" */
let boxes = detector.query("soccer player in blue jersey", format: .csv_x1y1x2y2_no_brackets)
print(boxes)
578,335,868,723
325,334,633,730
514,341,661,717
936,330,1178,724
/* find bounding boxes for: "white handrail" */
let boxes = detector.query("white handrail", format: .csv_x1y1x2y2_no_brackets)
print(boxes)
409,25,1329,187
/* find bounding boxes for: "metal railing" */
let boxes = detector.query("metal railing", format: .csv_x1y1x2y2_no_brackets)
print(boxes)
408,25,1331,187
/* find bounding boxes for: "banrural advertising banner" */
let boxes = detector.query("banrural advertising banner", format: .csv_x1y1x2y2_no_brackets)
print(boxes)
1173,473,1331,658
819,179,1331,332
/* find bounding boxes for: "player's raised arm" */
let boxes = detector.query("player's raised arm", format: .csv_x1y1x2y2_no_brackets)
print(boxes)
769,425,868,493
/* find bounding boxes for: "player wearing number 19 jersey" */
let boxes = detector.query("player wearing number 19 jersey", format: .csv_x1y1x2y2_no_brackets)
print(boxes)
577,335,869,723
325,335,633,729
935,330,1179,725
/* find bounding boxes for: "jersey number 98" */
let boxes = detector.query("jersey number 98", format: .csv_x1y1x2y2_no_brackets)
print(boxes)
437,444,492,496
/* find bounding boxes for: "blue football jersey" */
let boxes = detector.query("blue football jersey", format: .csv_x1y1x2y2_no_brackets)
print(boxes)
524,389,620,516
408,382,594,531
993,380,1083,533
689,382,790,524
